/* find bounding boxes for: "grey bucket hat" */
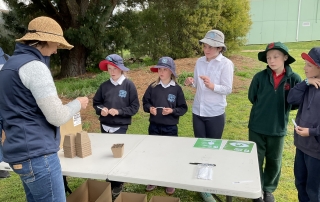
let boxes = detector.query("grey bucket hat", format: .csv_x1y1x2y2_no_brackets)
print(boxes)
199,30,227,51
150,56,177,77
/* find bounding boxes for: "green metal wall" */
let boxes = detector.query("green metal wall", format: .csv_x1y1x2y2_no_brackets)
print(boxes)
247,0,320,44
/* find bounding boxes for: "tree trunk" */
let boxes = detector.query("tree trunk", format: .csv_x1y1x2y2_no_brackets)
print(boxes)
60,44,87,77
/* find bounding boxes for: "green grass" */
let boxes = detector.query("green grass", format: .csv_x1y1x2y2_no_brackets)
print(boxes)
2,41,319,201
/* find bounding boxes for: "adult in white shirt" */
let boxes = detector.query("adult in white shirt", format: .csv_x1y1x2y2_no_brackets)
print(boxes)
184,29,234,202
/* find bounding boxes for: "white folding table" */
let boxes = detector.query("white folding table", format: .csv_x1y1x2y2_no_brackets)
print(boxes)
0,133,261,201
108,135,261,201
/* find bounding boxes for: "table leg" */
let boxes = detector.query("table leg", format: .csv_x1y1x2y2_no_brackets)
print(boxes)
63,175,72,194
226,195,233,202
212,194,223,202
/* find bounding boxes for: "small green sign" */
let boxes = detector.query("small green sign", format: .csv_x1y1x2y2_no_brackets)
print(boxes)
223,141,254,153
193,138,222,149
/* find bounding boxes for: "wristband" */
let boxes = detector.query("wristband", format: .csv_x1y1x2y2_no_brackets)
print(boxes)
305,78,309,86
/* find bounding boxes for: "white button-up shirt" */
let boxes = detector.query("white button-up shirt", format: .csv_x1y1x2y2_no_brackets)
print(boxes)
192,54,234,117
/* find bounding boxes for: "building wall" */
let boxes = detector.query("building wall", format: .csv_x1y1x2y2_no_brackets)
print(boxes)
247,0,320,44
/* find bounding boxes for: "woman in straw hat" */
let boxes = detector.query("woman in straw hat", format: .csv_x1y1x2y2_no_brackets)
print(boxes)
184,29,234,202
0,16,88,202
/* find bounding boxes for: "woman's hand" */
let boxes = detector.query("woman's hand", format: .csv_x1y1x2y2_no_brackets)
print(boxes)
77,97,89,109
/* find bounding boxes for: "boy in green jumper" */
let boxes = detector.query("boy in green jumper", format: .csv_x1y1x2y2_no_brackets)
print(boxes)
248,42,301,202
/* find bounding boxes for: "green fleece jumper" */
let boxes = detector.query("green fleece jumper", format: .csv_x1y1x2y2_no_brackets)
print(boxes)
248,65,301,193
248,65,301,136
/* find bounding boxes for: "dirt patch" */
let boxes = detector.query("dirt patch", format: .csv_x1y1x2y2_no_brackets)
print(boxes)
62,55,258,132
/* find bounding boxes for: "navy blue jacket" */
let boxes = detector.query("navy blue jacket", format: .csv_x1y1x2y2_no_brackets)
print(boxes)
0,43,58,163
287,80,320,160
142,82,188,125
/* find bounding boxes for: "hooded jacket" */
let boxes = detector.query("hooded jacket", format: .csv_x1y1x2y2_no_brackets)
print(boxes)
0,43,58,163
248,65,301,136
287,80,320,160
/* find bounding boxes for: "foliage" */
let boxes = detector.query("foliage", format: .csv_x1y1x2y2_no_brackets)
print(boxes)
114,0,251,60
1,0,116,77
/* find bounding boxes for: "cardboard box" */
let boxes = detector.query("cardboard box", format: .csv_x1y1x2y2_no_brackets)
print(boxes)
111,144,124,158
114,192,147,202
67,179,112,202
149,196,180,202
60,112,82,149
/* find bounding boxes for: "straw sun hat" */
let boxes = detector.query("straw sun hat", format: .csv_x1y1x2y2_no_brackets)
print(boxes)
16,16,73,50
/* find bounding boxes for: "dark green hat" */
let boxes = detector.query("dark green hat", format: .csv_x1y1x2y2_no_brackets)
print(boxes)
258,42,295,65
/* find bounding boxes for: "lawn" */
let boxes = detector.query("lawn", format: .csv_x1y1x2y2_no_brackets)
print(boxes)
1,41,320,202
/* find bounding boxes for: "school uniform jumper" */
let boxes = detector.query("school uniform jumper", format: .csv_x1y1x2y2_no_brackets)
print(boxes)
142,81,188,136
248,65,301,193
93,77,139,133
288,80,320,202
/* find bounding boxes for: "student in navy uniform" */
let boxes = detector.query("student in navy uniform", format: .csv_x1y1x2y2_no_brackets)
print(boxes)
248,42,301,202
287,47,320,202
142,56,188,195
93,54,139,200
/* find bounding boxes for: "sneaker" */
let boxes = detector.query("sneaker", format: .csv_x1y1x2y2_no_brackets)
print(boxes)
166,187,175,195
146,185,157,191
264,192,274,202
112,184,123,201
0,170,10,178
200,192,216,202
252,197,264,202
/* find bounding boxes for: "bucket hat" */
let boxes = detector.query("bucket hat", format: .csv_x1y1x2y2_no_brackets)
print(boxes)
16,16,73,50
99,54,130,71
301,47,320,67
150,56,177,77
258,42,295,65
199,30,227,51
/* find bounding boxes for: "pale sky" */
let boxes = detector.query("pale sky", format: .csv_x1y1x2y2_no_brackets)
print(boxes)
0,0,8,10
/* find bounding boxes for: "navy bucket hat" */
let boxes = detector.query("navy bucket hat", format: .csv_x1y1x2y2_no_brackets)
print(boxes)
99,54,130,71
150,56,177,77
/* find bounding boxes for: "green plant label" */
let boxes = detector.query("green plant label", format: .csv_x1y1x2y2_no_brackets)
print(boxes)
193,138,222,149
223,141,254,153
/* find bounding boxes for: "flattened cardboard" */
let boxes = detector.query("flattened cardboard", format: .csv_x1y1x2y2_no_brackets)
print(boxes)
111,144,124,158
149,196,180,202
115,192,147,202
67,179,112,202
60,112,82,149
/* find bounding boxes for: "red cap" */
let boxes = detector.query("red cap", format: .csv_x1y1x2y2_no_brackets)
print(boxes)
301,52,318,67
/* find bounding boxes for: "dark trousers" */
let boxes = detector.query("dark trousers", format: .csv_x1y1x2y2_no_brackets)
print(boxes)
148,123,178,137
295,148,320,202
192,113,225,139
249,130,284,193
101,124,127,189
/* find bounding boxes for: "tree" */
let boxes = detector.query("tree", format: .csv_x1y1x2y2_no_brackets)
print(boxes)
115,0,251,59
2,0,117,77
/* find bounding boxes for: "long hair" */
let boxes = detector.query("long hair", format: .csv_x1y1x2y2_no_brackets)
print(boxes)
151,74,177,88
